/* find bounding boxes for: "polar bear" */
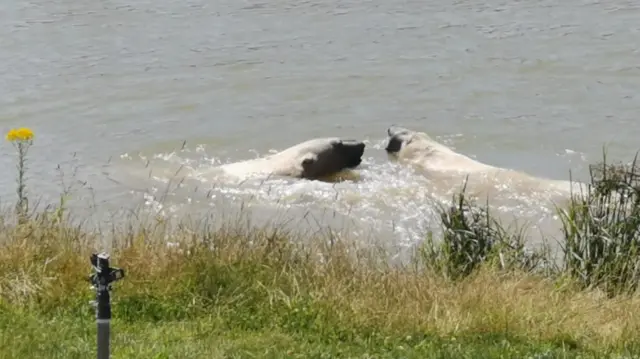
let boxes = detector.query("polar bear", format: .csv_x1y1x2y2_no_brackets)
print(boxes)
383,125,589,199
213,137,366,181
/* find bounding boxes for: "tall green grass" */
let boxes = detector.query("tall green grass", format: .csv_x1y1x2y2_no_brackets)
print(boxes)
417,179,549,281
558,153,640,296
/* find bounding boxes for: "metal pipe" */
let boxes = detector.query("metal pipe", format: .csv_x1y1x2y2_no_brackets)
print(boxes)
89,253,125,359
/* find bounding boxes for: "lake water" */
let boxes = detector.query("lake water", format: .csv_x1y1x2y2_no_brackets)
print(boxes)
1,0,639,253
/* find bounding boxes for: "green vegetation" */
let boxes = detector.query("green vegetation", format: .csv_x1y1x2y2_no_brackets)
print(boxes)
2,130,640,358
559,154,640,296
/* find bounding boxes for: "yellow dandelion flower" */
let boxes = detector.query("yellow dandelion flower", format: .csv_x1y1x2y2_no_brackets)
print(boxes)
5,127,34,142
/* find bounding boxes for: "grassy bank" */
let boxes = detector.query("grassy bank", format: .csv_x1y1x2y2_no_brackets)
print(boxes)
2,211,640,359
2,129,640,358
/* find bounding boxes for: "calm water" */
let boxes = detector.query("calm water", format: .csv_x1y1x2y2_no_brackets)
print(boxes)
1,0,639,250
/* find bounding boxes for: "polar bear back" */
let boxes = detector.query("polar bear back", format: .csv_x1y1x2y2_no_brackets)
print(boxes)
386,126,589,200
393,131,499,174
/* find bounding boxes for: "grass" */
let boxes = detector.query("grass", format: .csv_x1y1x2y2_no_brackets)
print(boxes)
558,153,640,296
2,131,640,358
2,213,640,358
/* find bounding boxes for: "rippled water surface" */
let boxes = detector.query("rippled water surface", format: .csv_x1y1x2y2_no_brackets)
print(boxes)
1,0,639,250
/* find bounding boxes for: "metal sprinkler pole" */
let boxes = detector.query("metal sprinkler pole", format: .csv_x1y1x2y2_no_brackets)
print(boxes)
89,253,125,359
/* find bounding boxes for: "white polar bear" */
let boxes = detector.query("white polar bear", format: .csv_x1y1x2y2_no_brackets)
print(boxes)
213,137,366,181
383,125,589,200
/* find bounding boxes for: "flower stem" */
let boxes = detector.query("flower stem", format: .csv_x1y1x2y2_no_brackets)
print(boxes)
15,142,29,223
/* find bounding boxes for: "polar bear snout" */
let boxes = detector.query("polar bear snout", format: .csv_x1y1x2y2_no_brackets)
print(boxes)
336,140,366,168
299,139,366,180
385,136,403,154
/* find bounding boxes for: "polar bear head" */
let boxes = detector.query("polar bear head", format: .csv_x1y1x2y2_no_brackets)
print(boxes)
384,125,453,162
298,138,366,180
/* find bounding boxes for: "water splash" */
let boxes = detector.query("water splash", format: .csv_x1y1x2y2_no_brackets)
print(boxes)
109,136,589,250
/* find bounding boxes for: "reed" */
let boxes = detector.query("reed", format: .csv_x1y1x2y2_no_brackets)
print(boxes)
558,151,640,296
417,178,549,281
